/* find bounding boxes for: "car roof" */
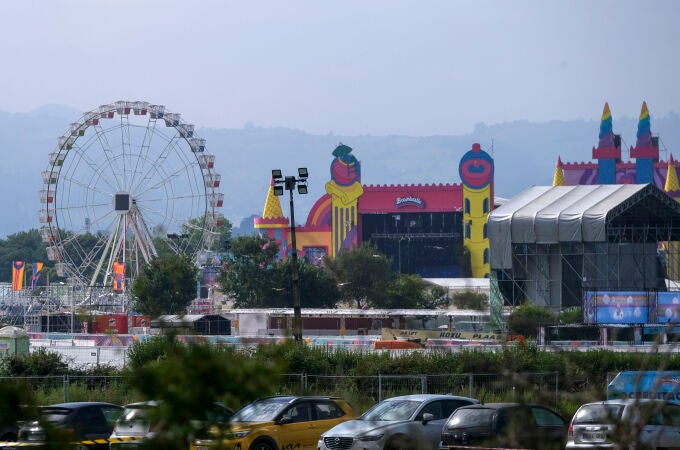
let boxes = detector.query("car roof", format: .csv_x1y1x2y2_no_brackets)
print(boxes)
123,400,161,408
578,399,677,407
45,402,120,409
382,394,478,402
259,395,342,402
455,402,547,410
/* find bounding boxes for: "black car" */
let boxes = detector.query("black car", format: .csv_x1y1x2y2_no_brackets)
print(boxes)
16,401,123,449
439,402,568,450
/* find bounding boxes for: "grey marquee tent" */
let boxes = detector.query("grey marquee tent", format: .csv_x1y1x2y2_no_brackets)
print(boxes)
488,184,680,309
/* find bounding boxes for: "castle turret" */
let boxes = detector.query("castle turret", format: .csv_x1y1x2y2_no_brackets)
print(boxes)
552,156,565,186
591,102,621,184
630,101,659,184
325,143,364,256
459,143,494,278
254,177,289,259
665,154,680,194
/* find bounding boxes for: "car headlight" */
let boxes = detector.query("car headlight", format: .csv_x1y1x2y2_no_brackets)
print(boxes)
358,433,384,441
226,430,251,439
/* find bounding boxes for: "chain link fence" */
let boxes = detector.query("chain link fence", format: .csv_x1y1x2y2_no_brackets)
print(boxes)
278,372,560,407
1,372,560,408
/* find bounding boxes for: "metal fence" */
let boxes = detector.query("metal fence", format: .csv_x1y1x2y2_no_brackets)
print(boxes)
0,372,560,407
278,372,560,406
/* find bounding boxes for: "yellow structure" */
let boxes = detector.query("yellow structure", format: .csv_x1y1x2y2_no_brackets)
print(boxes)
459,143,494,278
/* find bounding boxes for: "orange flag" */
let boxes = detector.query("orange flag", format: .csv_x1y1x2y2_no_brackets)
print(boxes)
12,261,25,291
113,262,125,292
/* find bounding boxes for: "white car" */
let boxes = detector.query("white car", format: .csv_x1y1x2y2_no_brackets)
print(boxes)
318,394,477,450
566,398,680,449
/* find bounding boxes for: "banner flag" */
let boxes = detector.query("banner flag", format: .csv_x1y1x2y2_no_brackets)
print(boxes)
32,262,44,289
113,262,125,292
12,261,25,291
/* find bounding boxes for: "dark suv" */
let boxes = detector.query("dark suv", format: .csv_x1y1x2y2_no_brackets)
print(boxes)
439,402,567,450
16,402,123,449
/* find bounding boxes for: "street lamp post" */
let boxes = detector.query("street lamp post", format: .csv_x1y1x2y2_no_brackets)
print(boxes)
272,168,308,344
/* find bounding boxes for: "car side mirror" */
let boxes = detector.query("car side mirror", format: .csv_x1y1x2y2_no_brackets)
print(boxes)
422,413,434,424
277,417,293,425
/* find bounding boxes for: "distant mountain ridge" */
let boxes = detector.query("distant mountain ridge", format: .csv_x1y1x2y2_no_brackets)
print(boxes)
1,105,679,238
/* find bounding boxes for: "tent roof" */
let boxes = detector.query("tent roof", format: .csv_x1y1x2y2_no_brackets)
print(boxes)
488,184,680,269
0,326,27,338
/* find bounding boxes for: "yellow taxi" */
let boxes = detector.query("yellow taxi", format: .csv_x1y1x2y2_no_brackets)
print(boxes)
190,395,357,450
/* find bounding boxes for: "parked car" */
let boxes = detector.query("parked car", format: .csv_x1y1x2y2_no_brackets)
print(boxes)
566,398,680,449
190,395,358,450
319,394,478,450
0,404,34,442
15,401,123,449
109,400,233,448
439,402,567,450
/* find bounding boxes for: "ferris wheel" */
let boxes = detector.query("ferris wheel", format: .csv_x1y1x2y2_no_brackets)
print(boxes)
39,101,224,289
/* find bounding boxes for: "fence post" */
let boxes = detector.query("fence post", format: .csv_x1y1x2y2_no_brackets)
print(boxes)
421,376,427,394
469,373,473,399
96,347,101,367
63,375,69,403
555,372,559,407
378,374,382,402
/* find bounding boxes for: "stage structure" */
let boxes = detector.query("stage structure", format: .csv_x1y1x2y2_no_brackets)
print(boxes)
488,183,680,311
255,142,494,279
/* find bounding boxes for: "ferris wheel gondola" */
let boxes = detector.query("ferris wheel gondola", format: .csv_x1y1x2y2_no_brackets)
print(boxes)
38,101,224,290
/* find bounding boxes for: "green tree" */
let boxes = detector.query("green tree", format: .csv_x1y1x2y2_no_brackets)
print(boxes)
559,306,583,324
507,303,557,338
218,235,280,307
130,254,198,317
123,336,286,450
324,243,394,308
0,229,49,283
421,284,450,309
382,275,451,309
267,259,341,308
383,274,425,308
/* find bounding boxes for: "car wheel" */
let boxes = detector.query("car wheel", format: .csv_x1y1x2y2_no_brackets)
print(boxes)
384,434,413,450
250,440,276,450
0,432,16,442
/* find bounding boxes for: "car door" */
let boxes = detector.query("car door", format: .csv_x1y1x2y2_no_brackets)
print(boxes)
279,402,316,450
73,406,110,440
312,400,350,432
529,405,567,448
640,402,680,448
414,400,454,450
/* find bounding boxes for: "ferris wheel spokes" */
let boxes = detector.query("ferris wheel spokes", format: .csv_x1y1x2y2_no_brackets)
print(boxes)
41,101,221,291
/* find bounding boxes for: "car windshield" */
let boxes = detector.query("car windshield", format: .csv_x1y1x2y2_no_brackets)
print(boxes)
118,405,153,424
447,408,494,428
231,398,291,422
572,404,624,424
362,400,421,421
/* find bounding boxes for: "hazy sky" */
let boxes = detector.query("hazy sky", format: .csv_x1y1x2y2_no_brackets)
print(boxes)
2,1,679,136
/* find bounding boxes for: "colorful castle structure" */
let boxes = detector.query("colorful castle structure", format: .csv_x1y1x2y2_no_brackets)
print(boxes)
553,101,676,192
255,143,494,278
552,101,680,278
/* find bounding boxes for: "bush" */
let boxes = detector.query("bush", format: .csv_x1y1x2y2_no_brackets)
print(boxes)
507,303,556,338
0,347,69,376
452,290,489,310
